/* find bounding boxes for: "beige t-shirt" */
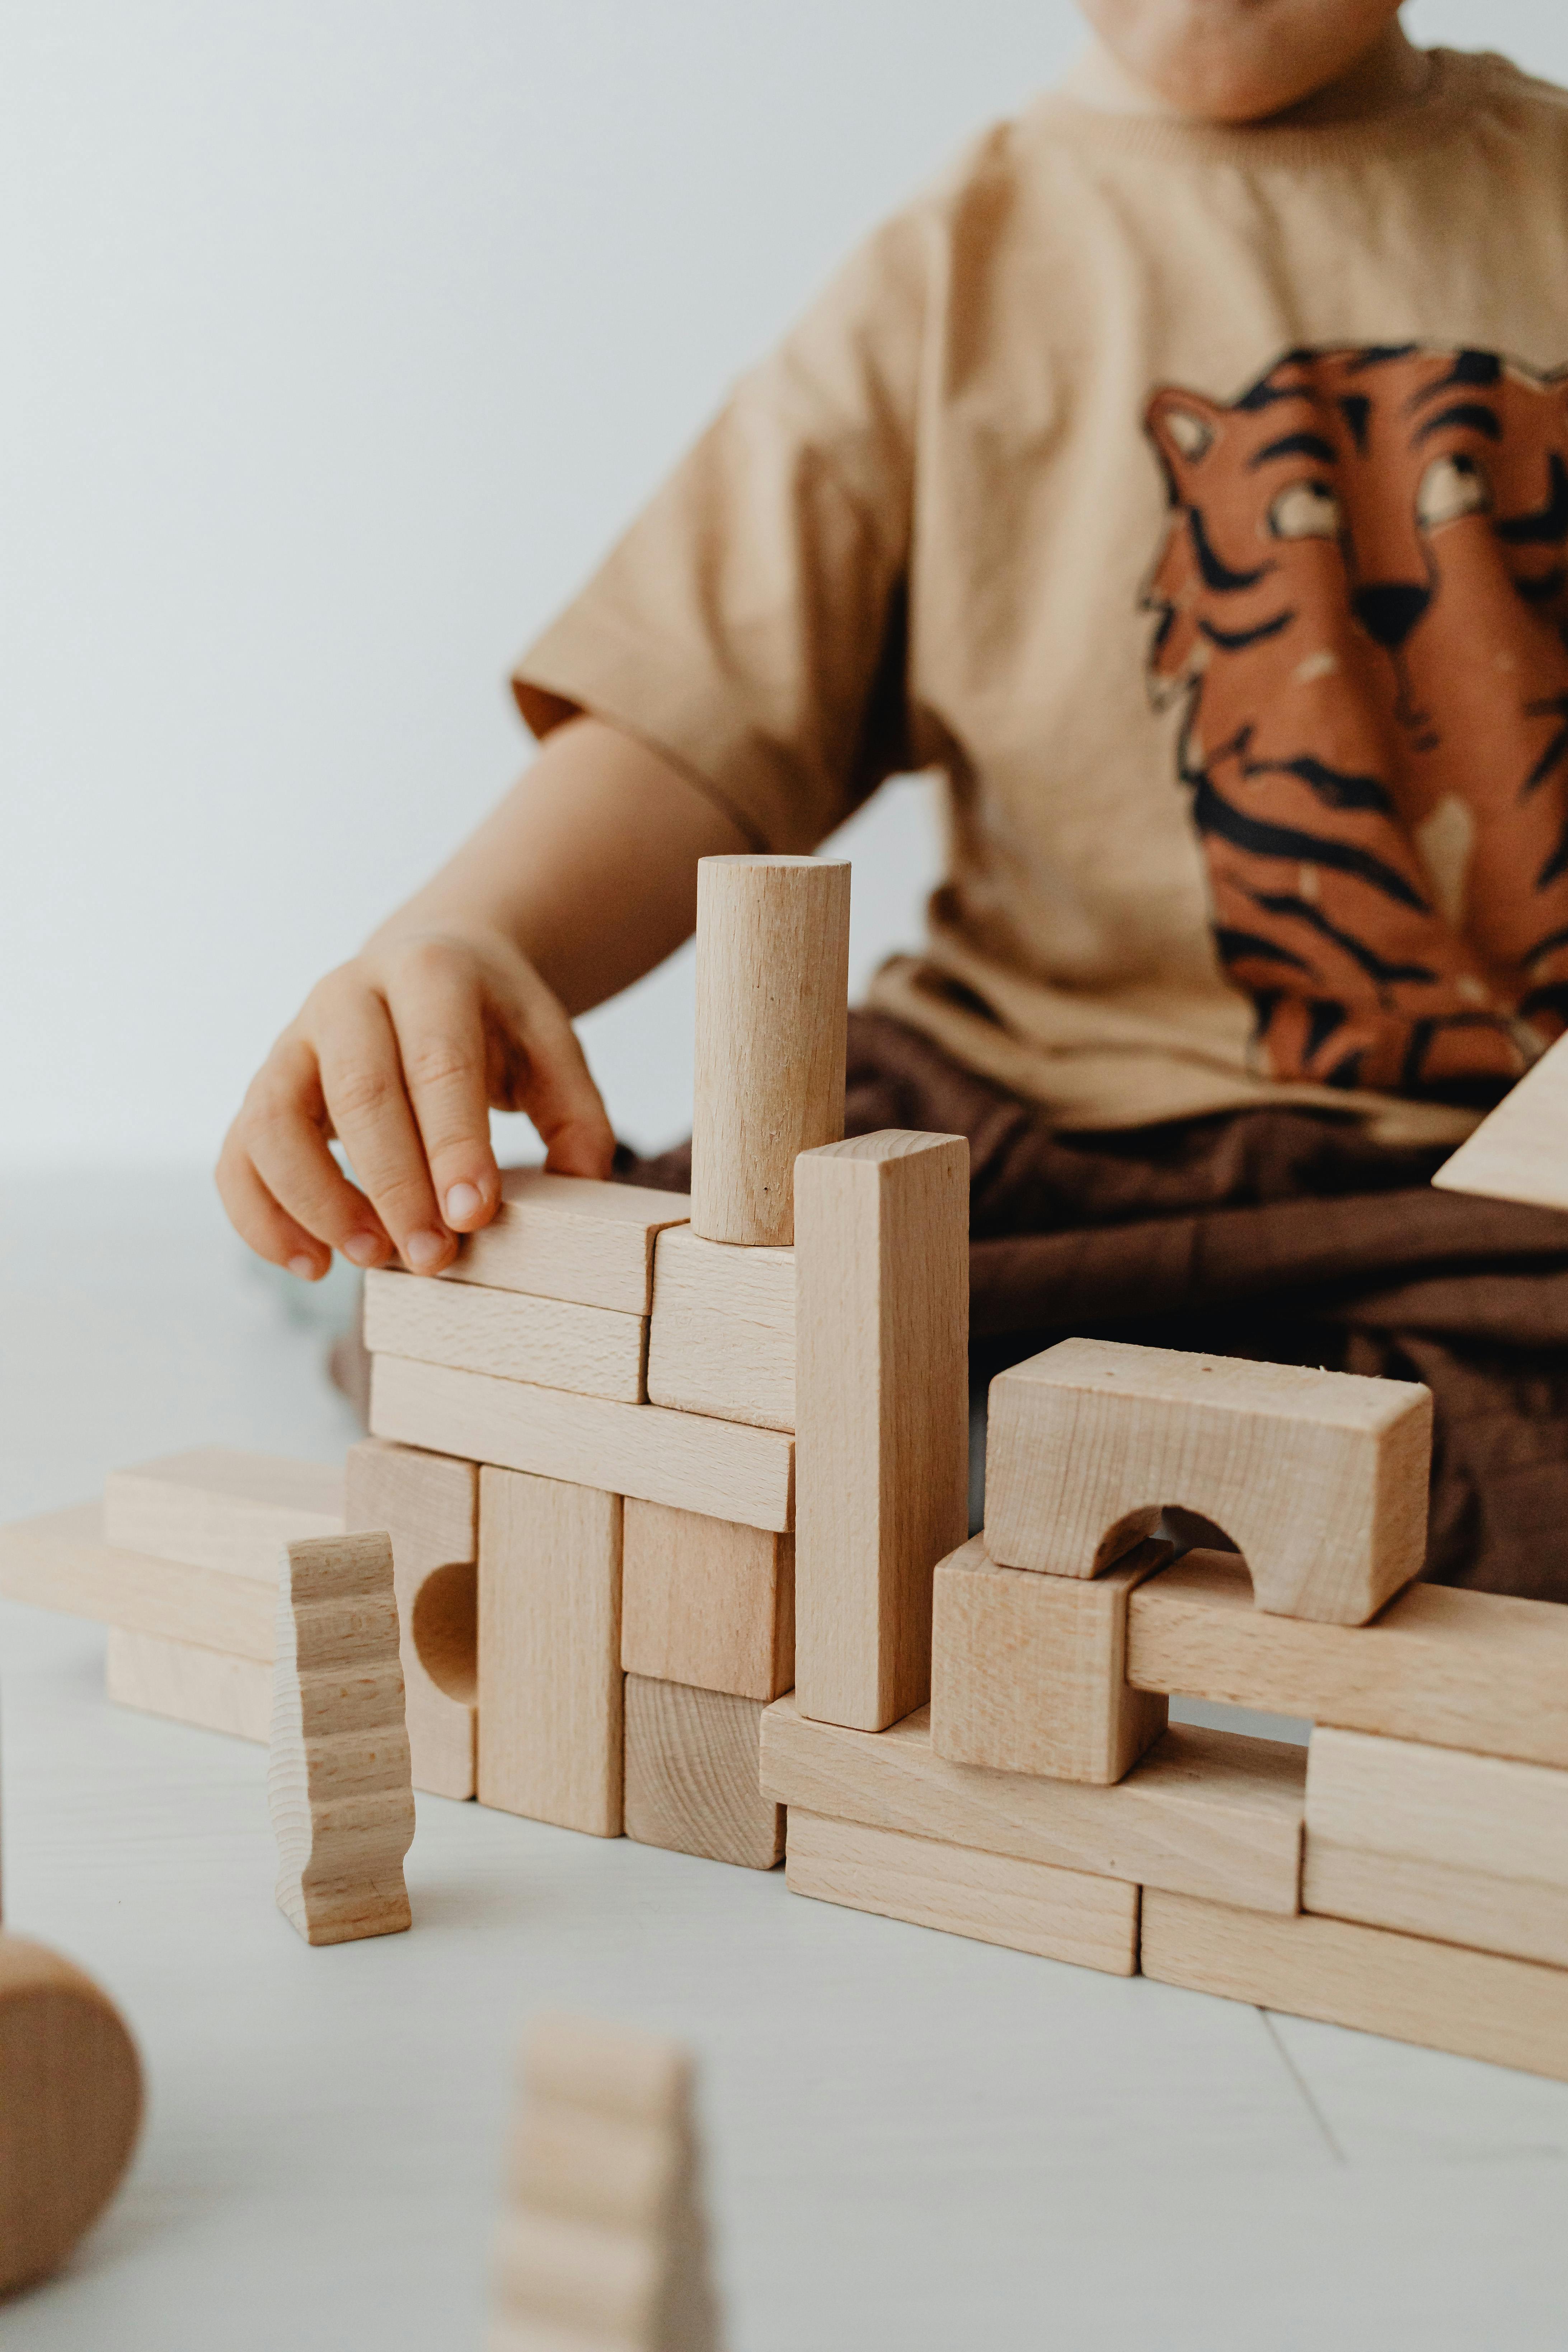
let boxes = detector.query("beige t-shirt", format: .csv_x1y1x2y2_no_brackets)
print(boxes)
516,48,1568,1145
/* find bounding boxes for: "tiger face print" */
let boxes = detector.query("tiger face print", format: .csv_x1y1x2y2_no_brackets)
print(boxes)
1143,344,1568,1105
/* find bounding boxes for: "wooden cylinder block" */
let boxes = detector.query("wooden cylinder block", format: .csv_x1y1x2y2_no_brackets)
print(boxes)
690,855,850,1247
0,1933,144,2297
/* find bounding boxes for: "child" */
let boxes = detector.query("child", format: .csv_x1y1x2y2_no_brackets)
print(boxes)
219,2,1568,1601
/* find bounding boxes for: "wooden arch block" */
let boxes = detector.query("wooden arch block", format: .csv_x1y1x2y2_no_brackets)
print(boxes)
985,1338,1431,1625
346,1438,477,1800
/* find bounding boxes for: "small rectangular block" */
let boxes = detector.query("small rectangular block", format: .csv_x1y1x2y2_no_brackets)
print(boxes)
929,1534,1170,1785
365,1267,647,1403
1303,1837,1568,1970
106,1627,272,1744
785,1811,1140,1973
622,1676,783,1870
645,1225,794,1431
620,1500,793,1702
103,1447,343,1581
1431,1029,1568,1212
442,1169,689,1313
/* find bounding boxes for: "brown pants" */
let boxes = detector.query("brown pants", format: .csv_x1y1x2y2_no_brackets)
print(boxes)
628,1010,1568,1604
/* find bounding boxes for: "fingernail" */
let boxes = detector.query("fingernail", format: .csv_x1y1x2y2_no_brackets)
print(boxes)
288,1254,320,1282
444,1182,484,1224
404,1229,448,1272
342,1232,385,1268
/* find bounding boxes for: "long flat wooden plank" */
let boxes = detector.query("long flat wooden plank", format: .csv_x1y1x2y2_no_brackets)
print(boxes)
1127,1550,1568,1768
645,1225,794,1432
106,1627,272,1744
785,1811,1139,1974
441,1169,689,1313
103,1447,342,1582
369,1354,793,1532
1305,1724,1568,1887
1431,1030,1568,1211
364,1268,647,1403
0,1502,275,1658
1141,1888,1568,2082
761,1696,1303,1914
1303,1836,1568,1970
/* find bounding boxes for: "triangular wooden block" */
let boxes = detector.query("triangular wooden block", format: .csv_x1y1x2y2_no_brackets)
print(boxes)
268,1531,415,1946
488,2013,725,2352
1431,1029,1568,1211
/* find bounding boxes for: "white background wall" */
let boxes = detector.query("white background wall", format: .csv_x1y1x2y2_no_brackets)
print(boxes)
4,1,1566,1173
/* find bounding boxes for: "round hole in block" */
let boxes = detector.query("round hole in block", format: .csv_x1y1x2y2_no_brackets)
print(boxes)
1097,1505,1245,1573
410,1562,477,1705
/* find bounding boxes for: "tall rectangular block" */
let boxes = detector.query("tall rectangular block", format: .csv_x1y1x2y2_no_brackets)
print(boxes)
345,1438,478,1801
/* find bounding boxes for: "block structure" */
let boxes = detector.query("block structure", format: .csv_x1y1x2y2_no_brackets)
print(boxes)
620,1500,793,1703
1431,1027,1568,1212
985,1338,1431,1625
794,1130,969,1731
623,1677,784,1871
346,1438,478,1800
268,1531,416,1946
645,1226,795,1432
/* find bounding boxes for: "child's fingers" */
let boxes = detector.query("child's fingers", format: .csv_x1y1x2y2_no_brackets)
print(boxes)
381,947,501,1233
310,988,457,1274
507,979,617,1179
239,1039,399,1269
215,1132,335,1281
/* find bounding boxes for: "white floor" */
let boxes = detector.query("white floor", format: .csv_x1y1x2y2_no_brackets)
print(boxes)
3,1170,1568,2351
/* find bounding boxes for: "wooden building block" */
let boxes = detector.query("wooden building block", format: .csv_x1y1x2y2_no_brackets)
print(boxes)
985,1337,1431,1625
794,1130,969,1731
1303,1839,1568,1970
370,1354,793,1531
785,1812,1140,1973
1431,1028,1568,1211
929,1534,1170,1786
365,1267,647,1403
620,1501,793,1703
478,1470,624,1837
444,1169,689,1313
103,1446,342,1581
269,1531,415,1946
1141,1888,1568,2083
0,1502,275,1659
690,854,851,1248
106,1627,271,1744
345,1438,478,1801
645,1226,794,1431
0,1933,143,2296
623,1677,783,1870
760,1696,1304,1914
1127,1549,1568,1769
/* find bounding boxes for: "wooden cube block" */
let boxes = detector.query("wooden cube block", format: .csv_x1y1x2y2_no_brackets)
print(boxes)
985,1337,1431,1624
620,1500,792,1703
785,1812,1139,1973
623,1676,783,1870
103,1447,342,1581
0,1502,274,1658
1141,1888,1568,2082
479,1470,624,1837
345,1438,478,1801
106,1628,271,1744
365,1267,647,1403
1431,1028,1568,1212
441,1169,689,1312
645,1226,794,1431
929,1534,1170,1785
794,1130,969,1731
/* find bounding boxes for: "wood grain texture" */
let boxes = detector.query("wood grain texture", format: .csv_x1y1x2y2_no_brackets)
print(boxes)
442,1169,690,1312
0,1501,275,1658
1128,1549,1568,1768
622,1677,783,1870
785,1811,1140,1974
478,1470,624,1837
1303,1836,1568,1969
370,1354,794,1532
985,1337,1431,1624
645,1226,794,1431
1141,1888,1568,2082
760,1696,1304,1915
269,1531,415,1947
1305,1723,1568,1887
103,1446,343,1582
794,1130,969,1731
930,1533,1170,1785
620,1501,793,1703
0,1933,143,2296
106,1627,272,1744
365,1267,647,1403
345,1438,478,1801
689,854,850,1247
1431,1029,1568,1211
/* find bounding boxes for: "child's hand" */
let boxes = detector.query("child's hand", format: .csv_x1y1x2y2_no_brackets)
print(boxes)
216,922,615,1281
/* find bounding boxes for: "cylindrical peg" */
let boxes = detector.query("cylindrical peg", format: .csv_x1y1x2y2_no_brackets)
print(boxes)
690,855,851,1247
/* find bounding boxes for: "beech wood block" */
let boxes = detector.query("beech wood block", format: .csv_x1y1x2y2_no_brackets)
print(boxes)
1303,1838,1568,1970
620,1500,793,1703
268,1531,416,1947
345,1438,478,1801
365,1267,647,1404
1141,1888,1568,2083
689,854,850,1247
370,1355,794,1532
103,1446,342,1581
0,1502,274,1658
1128,1549,1568,1768
106,1627,272,1744
645,1226,794,1431
785,1811,1140,1973
794,1130,969,1731
985,1337,1431,1624
1431,1029,1568,1211
0,1933,144,2297
929,1534,1170,1785
623,1677,783,1870
478,1470,624,1837
443,1168,690,1312
760,1695,1304,1914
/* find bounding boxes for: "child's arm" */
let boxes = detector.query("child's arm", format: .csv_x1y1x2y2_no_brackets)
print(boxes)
216,715,747,1281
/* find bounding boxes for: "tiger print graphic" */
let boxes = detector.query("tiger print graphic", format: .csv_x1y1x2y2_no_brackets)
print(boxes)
1142,344,1568,1105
